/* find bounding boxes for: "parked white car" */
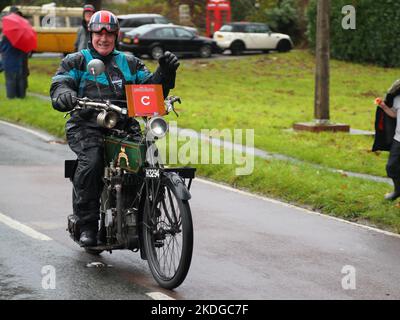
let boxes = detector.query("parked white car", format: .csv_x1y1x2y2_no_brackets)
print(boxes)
213,22,293,55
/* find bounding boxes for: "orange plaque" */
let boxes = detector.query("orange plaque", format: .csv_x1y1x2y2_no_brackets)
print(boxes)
125,84,165,117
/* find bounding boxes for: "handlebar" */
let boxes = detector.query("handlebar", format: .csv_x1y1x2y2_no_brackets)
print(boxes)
66,96,181,118
76,98,127,115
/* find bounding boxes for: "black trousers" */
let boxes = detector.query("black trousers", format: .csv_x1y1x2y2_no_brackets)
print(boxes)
66,125,105,232
386,140,400,179
5,71,27,99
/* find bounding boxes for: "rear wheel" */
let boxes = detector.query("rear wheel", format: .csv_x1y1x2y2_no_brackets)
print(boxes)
230,41,245,55
276,40,292,52
143,178,193,289
150,45,164,60
199,45,212,58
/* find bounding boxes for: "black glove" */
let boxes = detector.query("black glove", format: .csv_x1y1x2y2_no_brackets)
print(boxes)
56,92,77,111
158,51,180,74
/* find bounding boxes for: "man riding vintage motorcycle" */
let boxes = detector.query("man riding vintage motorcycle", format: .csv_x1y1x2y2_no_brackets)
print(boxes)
50,10,180,247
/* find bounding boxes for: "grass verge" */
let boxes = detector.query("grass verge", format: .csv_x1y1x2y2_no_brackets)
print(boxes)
0,50,394,177
0,90,399,233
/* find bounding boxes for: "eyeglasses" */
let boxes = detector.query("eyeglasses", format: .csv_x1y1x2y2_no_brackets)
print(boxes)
89,22,119,33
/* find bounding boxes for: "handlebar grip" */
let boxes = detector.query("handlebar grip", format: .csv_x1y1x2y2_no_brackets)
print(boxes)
77,100,127,115
109,104,127,115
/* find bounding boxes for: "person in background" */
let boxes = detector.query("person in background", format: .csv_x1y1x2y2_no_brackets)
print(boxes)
376,81,400,200
74,4,96,52
0,17,3,73
0,7,29,98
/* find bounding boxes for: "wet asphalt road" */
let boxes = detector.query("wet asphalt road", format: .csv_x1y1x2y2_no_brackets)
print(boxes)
0,120,400,300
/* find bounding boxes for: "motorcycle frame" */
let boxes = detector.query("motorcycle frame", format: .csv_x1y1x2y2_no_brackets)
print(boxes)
65,126,196,255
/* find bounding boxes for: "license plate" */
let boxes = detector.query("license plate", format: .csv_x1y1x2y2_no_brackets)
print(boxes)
122,38,132,44
145,168,160,179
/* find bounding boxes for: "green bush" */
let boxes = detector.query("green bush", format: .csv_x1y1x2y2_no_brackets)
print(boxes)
265,0,299,36
245,0,304,44
307,0,400,67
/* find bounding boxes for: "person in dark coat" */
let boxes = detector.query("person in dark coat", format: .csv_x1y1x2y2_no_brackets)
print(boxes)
374,80,400,200
0,7,29,99
0,35,29,98
50,10,179,247
0,19,3,73
74,4,95,52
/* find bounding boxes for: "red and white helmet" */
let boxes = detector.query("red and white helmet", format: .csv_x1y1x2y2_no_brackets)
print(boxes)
88,10,119,34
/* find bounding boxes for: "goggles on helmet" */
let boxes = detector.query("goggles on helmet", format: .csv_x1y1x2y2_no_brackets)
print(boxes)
89,22,119,33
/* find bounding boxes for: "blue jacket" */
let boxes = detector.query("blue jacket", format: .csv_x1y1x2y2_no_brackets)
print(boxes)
0,36,28,74
50,47,176,129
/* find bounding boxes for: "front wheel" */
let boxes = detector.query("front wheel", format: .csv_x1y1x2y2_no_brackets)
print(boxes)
143,179,193,289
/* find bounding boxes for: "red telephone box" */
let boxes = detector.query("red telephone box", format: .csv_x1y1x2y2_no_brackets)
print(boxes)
206,0,231,37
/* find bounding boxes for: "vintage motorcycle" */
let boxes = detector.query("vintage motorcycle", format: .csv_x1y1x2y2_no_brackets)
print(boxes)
64,59,195,289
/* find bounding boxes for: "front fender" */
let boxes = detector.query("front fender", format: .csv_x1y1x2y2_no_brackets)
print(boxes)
163,172,191,201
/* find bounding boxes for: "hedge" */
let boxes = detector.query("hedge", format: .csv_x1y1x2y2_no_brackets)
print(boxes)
307,0,400,67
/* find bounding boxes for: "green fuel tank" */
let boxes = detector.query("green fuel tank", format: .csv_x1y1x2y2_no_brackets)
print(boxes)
104,135,147,173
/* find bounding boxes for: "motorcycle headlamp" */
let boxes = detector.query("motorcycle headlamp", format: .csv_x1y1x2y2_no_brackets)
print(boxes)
147,116,168,140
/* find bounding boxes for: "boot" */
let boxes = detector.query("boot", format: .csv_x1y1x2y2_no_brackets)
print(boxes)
79,229,97,247
385,178,400,201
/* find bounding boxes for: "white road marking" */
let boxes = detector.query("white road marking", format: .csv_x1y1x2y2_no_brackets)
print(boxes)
0,211,52,241
197,178,400,239
146,292,175,300
0,120,56,142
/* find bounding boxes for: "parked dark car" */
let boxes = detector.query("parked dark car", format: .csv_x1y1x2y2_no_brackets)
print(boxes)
117,13,197,40
119,24,220,59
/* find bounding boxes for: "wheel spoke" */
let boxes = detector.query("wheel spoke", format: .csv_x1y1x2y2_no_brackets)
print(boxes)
166,187,179,223
144,182,192,287
158,232,179,277
161,197,175,227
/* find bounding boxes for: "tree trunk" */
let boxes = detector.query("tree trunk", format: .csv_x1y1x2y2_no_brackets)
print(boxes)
314,0,330,122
